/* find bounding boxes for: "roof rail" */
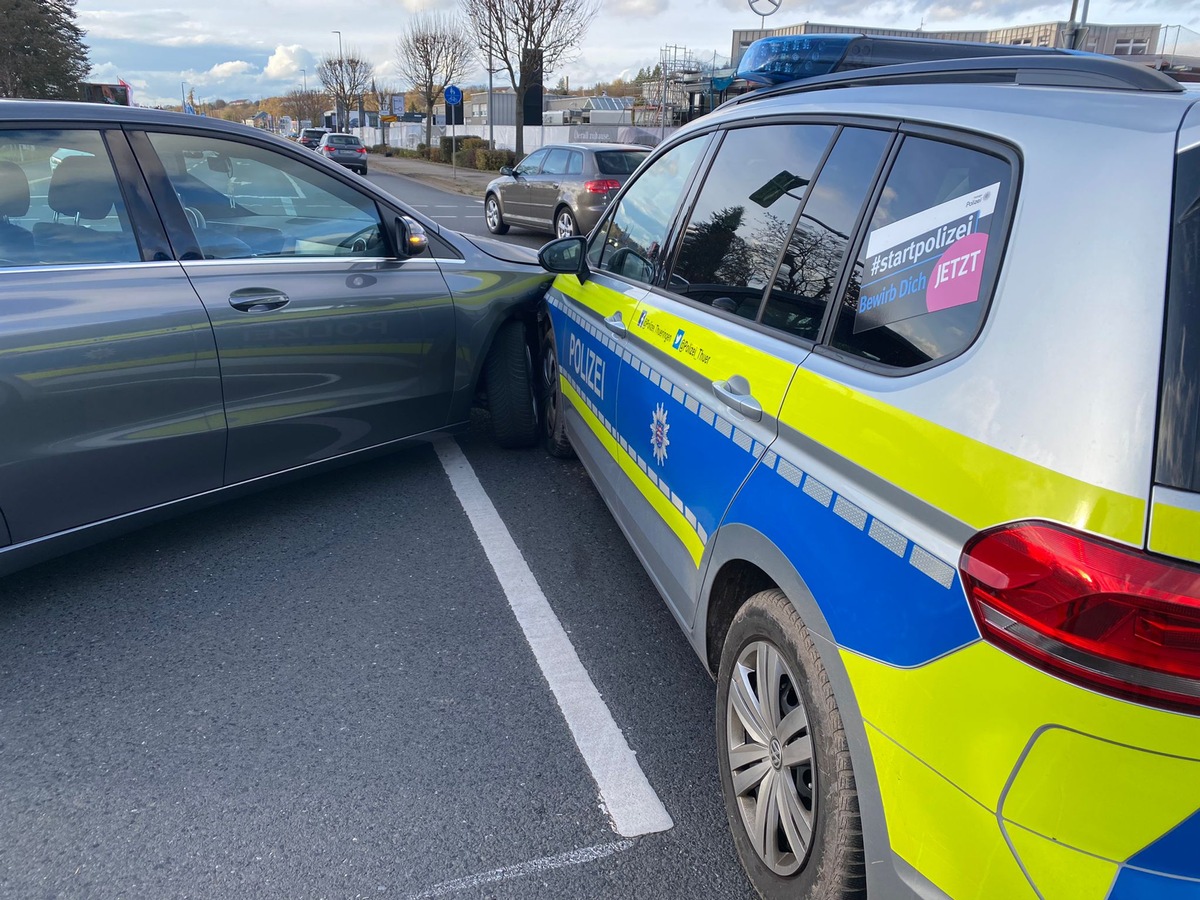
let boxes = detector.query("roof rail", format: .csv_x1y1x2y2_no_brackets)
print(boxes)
729,54,1183,107
729,34,1182,104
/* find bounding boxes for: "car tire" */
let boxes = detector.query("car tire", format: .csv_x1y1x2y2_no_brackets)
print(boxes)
360,165,368,175
716,589,866,900
485,194,510,235
540,320,574,459
554,207,578,239
485,320,539,449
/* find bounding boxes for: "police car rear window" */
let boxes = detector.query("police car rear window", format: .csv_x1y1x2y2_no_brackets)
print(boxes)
830,136,1011,370
1156,144,1200,492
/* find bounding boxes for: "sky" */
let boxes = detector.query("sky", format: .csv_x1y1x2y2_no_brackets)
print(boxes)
77,0,1200,109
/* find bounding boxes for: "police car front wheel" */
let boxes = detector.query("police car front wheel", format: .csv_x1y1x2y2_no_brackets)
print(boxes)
540,322,574,458
716,589,866,900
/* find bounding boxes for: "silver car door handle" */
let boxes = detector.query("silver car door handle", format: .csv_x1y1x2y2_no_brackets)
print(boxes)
229,288,290,312
604,311,627,338
712,375,763,422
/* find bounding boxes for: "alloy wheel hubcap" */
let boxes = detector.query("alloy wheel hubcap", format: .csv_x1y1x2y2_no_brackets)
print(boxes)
726,640,816,876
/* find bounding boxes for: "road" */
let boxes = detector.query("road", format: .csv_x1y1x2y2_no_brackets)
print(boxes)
367,171,549,253
0,174,756,899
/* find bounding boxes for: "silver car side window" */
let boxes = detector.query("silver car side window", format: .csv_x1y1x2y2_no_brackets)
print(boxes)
590,138,706,285
831,135,1012,369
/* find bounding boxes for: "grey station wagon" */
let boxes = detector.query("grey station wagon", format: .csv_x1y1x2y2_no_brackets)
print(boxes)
484,142,649,239
0,101,552,577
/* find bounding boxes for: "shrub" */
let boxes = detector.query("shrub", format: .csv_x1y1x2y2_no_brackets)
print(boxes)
476,149,516,171
439,135,486,160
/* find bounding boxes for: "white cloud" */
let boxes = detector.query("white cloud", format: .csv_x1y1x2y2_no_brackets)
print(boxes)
264,45,313,80
609,0,671,14
206,60,256,79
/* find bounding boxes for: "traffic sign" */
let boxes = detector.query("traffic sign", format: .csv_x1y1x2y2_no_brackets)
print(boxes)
444,85,463,106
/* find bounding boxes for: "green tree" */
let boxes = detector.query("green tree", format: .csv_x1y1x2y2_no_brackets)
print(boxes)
0,0,90,99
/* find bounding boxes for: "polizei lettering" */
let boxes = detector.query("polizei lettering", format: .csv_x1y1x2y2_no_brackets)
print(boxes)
568,332,605,400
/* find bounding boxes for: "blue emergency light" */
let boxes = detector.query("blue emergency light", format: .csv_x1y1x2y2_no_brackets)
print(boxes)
736,35,859,85
735,33,1082,87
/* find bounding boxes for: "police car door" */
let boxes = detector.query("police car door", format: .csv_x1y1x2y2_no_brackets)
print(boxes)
614,123,862,627
545,136,709,597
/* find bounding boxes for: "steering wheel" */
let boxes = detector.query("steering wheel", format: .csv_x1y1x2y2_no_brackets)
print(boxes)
183,205,207,230
338,225,381,254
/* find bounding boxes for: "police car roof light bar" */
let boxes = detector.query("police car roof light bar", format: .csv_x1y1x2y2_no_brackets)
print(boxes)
733,34,1182,98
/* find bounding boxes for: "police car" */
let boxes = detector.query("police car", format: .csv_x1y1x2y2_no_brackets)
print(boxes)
536,33,1200,900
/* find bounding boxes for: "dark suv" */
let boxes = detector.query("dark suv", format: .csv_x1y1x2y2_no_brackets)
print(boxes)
0,101,552,576
298,127,329,149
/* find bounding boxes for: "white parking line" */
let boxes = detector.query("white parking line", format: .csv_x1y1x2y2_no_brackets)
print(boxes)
402,840,635,899
435,439,674,838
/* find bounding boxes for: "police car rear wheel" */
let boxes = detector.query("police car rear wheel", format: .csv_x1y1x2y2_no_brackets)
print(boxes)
716,589,866,900
485,320,539,449
540,323,574,458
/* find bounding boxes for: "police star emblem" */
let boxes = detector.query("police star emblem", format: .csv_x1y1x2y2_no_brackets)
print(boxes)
650,403,670,465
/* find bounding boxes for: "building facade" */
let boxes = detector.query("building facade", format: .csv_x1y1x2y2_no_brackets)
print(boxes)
729,20,1166,68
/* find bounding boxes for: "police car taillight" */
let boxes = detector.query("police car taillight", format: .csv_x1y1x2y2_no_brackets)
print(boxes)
960,522,1200,713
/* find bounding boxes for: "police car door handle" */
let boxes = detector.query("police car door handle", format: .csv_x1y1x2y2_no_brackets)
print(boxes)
713,376,762,422
603,312,627,338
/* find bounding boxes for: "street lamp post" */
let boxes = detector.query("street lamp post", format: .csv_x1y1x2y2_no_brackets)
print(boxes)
487,5,494,150
180,81,187,113
301,68,306,92
332,30,344,130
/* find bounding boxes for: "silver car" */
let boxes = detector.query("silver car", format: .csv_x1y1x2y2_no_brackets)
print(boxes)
0,100,554,577
316,132,369,174
535,34,1200,900
484,142,649,239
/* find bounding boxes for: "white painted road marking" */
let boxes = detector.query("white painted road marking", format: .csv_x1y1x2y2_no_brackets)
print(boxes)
435,439,674,838
401,840,635,899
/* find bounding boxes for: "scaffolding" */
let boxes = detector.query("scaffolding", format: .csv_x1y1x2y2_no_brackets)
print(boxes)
634,44,732,131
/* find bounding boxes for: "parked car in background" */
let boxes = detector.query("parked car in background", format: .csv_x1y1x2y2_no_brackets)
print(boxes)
484,142,649,239
317,132,369,175
0,100,553,578
298,127,329,149
536,33,1200,900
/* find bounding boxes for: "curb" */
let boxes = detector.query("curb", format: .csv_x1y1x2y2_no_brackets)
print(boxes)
368,155,494,199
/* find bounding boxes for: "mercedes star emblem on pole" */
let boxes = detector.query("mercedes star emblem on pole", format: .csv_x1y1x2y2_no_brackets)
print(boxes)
748,0,781,17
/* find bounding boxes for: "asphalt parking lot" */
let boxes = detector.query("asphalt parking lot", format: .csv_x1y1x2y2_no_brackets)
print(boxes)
0,413,755,899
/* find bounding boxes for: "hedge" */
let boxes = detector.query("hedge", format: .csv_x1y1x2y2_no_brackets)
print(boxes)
476,149,516,171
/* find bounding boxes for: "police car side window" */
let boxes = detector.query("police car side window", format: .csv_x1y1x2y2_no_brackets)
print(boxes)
831,136,1011,369
761,127,891,341
590,138,705,285
667,124,834,321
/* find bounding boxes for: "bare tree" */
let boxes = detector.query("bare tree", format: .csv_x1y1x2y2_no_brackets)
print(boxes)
283,88,329,128
395,13,474,153
461,0,601,156
317,50,374,131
